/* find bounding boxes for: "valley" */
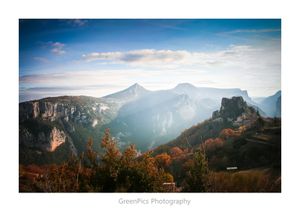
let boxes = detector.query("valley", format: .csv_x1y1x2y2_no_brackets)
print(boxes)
19,85,281,192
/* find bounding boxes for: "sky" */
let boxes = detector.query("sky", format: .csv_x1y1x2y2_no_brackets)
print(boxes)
19,19,281,102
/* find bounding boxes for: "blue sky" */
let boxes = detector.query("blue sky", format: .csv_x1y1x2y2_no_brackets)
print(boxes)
19,19,281,102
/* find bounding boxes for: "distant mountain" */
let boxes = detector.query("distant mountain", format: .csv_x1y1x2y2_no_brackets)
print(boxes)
105,90,215,150
19,83,280,165
173,83,254,104
102,84,256,150
255,91,281,117
103,83,150,103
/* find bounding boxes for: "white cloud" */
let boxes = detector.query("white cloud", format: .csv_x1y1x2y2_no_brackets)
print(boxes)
82,45,280,72
82,49,188,64
50,42,66,55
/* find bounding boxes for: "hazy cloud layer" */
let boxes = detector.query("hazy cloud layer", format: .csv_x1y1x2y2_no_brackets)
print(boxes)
82,49,188,64
82,45,280,71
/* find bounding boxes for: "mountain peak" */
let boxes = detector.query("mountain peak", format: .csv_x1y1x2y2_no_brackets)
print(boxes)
125,83,148,93
175,83,197,89
128,83,144,89
104,83,149,101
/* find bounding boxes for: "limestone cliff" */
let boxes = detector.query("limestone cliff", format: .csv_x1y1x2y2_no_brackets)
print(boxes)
48,127,66,152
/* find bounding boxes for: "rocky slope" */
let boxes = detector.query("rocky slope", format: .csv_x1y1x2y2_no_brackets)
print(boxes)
19,96,120,164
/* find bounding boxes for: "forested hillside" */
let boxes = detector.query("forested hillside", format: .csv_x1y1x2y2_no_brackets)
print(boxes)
20,97,281,192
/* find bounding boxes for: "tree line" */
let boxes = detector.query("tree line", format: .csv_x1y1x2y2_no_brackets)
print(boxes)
25,128,208,192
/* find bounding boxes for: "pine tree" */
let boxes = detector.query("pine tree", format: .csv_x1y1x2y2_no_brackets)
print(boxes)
100,128,121,191
183,150,208,192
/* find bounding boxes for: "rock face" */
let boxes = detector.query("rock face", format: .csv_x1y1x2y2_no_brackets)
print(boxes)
219,96,253,120
19,96,120,164
211,96,258,128
19,126,67,152
32,102,40,118
19,96,118,125
21,101,78,122
48,127,66,152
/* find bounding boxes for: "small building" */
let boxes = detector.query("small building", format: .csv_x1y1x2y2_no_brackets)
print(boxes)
162,182,176,192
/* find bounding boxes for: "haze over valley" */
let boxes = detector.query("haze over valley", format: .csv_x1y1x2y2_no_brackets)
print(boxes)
19,82,281,162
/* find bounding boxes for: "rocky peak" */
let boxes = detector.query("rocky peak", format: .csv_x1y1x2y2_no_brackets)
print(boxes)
220,96,248,119
126,83,148,94
213,96,255,120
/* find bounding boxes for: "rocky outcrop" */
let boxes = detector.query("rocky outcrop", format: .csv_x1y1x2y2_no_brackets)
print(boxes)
40,102,57,120
19,97,117,128
219,96,254,120
48,127,66,152
19,101,66,121
19,96,119,165
19,126,67,152
211,96,258,128
212,110,220,119
32,102,40,118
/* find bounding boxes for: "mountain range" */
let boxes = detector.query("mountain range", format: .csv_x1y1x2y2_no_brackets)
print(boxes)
19,83,281,164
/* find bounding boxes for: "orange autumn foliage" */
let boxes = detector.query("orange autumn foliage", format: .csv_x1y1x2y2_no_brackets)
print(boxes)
155,153,171,168
220,128,242,139
203,138,224,152
169,147,183,157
